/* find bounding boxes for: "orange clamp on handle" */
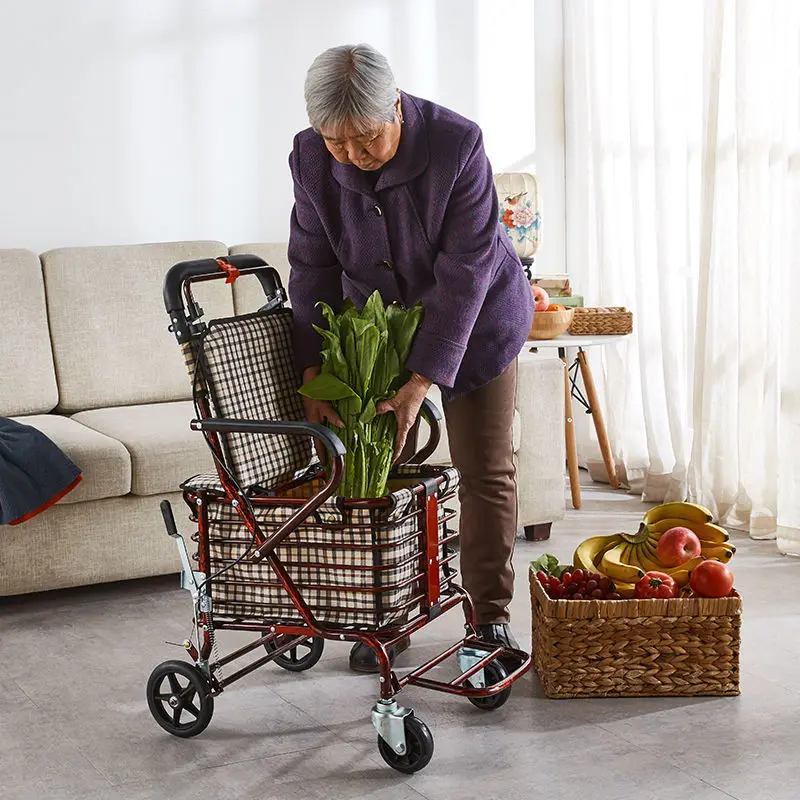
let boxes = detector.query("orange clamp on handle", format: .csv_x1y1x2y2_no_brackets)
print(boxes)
216,258,240,284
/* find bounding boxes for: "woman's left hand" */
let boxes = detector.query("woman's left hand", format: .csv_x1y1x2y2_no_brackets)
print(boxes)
377,373,433,462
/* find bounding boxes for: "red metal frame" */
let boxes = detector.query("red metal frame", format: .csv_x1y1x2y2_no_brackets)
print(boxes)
169,261,532,706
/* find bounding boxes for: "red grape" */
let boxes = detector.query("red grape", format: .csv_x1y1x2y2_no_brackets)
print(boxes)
599,577,611,591
573,592,584,600
591,589,603,599
548,576,560,591
536,571,548,585
562,572,573,587
572,569,585,582
586,580,598,592
607,593,622,600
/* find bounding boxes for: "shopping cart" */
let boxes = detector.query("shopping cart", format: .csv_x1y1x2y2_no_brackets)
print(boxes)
147,255,531,772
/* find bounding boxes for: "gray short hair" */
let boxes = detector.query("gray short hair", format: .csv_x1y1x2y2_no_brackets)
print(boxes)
304,44,397,133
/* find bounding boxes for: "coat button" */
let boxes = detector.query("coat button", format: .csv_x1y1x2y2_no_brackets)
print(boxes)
374,205,383,217
380,260,393,270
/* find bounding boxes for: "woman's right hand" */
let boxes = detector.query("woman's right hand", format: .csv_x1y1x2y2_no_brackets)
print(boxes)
301,366,344,460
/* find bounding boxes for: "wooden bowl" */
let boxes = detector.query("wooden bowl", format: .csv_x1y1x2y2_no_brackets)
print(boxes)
528,308,575,340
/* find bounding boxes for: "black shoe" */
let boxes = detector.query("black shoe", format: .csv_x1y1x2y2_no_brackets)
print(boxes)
475,623,520,651
348,637,410,674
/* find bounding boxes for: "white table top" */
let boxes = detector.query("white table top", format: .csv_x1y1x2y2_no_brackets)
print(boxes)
522,333,630,350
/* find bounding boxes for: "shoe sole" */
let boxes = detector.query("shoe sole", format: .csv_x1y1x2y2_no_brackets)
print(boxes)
349,638,410,674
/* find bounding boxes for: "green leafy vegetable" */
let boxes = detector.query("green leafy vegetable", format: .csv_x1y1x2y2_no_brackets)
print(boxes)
531,554,570,578
299,291,424,498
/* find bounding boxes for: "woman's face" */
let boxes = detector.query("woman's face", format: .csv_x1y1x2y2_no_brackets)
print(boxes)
319,98,402,170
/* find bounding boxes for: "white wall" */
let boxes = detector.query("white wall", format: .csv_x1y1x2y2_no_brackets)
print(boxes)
0,0,562,269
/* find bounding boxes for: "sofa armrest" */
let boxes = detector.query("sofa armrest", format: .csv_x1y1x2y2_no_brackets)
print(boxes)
515,353,566,527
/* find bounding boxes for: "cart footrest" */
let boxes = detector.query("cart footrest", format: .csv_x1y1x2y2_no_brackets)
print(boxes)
397,637,531,697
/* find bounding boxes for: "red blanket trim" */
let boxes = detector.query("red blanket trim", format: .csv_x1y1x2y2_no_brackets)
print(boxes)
8,474,83,526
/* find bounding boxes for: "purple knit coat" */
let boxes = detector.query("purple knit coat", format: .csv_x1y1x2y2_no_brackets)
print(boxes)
287,91,533,399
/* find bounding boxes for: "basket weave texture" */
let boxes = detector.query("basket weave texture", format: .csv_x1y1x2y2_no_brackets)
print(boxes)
530,571,741,698
568,307,633,336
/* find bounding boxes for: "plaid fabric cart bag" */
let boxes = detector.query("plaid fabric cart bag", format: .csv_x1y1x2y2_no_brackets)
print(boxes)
146,255,531,772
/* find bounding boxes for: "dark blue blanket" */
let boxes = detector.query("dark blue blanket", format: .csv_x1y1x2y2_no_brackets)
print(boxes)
0,417,82,525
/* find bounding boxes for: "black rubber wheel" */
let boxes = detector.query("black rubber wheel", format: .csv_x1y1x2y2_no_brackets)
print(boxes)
264,635,324,672
146,660,214,738
467,659,512,711
377,714,434,774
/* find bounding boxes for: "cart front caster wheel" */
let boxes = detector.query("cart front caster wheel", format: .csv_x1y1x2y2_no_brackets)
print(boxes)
264,635,324,672
467,659,512,711
377,715,434,774
146,660,214,738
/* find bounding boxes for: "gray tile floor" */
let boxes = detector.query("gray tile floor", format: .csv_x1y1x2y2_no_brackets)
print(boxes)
2,480,799,800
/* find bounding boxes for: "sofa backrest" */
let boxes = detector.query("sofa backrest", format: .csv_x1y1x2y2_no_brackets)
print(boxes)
0,249,60,416
228,243,291,315
42,241,233,413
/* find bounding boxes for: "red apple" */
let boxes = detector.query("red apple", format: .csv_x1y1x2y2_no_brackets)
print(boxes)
656,526,702,567
532,285,550,312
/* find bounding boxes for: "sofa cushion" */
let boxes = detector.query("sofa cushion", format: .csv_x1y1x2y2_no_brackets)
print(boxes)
71,401,214,496
228,243,291,315
11,414,131,503
0,250,59,416
42,241,233,413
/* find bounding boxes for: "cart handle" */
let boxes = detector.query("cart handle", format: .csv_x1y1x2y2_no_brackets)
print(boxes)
400,397,442,465
164,255,285,342
190,418,345,459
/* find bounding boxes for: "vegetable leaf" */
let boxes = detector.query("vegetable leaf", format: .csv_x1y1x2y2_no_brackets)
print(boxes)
298,373,357,401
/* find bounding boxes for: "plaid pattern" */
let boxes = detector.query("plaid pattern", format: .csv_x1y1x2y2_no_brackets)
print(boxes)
197,310,313,490
199,465,460,628
182,472,226,494
180,340,201,382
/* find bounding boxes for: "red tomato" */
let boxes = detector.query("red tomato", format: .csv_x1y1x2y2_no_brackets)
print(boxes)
635,571,679,599
690,561,734,597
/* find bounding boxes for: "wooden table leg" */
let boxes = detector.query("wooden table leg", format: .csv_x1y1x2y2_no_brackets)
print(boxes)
561,354,582,509
577,349,619,488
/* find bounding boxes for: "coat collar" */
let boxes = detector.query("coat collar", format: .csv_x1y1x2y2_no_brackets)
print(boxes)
328,92,429,196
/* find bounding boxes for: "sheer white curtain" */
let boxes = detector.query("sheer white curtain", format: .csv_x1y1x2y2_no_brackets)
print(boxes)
564,0,800,548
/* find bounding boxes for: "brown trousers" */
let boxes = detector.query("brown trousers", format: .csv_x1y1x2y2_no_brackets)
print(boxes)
442,361,518,625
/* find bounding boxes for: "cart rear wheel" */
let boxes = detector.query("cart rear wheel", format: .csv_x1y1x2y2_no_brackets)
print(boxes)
377,715,434,774
146,660,214,738
467,659,512,711
264,635,324,672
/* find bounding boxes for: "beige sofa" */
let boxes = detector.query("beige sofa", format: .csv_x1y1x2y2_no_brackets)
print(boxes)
0,241,565,596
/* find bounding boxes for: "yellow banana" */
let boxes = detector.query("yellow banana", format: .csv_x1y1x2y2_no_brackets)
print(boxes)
662,556,706,586
573,533,623,572
610,579,636,598
629,541,662,572
599,543,645,584
644,502,713,526
701,543,736,562
648,518,729,544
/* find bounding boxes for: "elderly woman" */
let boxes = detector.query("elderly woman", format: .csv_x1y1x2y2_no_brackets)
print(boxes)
289,44,534,672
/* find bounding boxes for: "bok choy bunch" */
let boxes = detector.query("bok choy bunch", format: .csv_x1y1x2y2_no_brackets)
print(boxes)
299,291,424,498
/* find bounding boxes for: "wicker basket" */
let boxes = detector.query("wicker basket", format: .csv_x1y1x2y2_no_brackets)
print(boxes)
568,307,633,336
530,570,741,698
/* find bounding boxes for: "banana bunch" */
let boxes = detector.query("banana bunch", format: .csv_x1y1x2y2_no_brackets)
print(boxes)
644,502,735,560
573,501,735,597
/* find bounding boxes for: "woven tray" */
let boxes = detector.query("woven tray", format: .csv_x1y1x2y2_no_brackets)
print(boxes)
530,570,741,698
568,306,633,336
